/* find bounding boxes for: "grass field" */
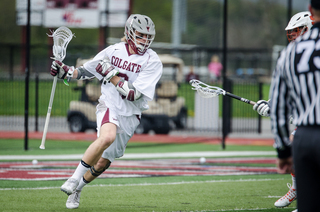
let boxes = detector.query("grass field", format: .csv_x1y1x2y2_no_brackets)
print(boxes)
0,138,296,212
1,175,295,212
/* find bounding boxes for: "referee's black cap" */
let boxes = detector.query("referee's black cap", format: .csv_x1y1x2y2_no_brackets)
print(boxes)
311,0,320,10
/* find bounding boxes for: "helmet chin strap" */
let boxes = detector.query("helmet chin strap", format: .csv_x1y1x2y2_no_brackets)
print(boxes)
135,45,146,55
127,40,139,54
128,39,147,55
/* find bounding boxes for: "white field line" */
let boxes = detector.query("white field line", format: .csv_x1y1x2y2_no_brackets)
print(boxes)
0,178,284,191
0,151,276,160
266,195,282,198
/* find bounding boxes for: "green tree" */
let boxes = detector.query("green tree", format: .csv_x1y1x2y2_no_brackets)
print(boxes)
131,0,172,43
0,0,21,44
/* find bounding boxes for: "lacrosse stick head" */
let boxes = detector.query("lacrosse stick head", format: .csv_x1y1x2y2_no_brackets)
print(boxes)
48,26,74,61
189,79,224,98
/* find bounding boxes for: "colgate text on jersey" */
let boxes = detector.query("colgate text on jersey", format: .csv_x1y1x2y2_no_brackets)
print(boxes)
111,56,142,73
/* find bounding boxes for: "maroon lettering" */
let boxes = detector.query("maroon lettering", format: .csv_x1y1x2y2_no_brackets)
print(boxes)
131,63,137,72
126,63,132,72
117,59,123,69
122,61,128,70
111,56,115,65
110,56,141,73
113,57,119,67
136,65,142,73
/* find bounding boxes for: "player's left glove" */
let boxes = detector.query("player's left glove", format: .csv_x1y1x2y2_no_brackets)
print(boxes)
253,99,270,117
96,58,119,84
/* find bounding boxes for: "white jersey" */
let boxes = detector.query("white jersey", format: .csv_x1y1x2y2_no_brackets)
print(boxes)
83,42,163,116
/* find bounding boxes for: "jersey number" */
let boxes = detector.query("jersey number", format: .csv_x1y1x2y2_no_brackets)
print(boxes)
296,40,320,73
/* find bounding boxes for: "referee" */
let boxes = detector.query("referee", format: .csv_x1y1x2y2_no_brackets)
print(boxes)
269,0,320,211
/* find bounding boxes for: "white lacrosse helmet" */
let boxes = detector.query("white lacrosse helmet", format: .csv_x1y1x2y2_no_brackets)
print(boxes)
124,14,156,55
285,11,314,42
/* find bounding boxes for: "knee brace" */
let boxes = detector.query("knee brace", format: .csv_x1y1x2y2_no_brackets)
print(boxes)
89,162,111,177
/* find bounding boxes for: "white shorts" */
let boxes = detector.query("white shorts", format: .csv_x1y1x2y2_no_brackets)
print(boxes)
96,107,140,162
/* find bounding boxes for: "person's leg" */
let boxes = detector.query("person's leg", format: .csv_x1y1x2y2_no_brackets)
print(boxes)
61,122,117,195
81,123,116,165
291,173,296,189
78,157,111,190
64,113,139,209
66,158,111,209
293,127,320,212
71,130,130,195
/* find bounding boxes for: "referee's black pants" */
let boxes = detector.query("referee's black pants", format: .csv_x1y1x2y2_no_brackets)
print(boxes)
293,126,320,212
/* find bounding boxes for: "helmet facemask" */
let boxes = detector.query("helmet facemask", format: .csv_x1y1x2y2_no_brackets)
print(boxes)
126,27,155,55
124,14,155,55
286,26,308,42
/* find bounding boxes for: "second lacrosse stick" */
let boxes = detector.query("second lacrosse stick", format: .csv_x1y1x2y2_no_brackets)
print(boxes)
189,79,256,105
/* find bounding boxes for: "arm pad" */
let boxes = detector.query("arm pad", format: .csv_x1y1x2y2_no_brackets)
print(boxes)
116,79,142,101
76,66,95,80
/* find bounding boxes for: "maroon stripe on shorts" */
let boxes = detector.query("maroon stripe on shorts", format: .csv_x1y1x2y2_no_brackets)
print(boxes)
101,108,110,126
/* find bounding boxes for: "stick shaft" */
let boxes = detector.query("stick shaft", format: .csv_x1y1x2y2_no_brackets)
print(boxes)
40,76,57,149
225,92,256,105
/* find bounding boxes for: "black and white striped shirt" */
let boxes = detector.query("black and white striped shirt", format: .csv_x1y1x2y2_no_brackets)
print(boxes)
270,22,320,158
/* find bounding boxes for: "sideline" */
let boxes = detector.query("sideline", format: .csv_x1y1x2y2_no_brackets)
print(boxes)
0,151,276,160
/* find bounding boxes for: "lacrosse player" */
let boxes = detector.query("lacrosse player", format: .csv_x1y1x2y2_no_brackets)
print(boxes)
50,14,162,209
253,11,314,212
253,11,314,117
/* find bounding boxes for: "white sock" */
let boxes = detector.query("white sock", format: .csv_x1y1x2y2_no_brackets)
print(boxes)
76,177,89,191
291,174,296,190
71,160,90,181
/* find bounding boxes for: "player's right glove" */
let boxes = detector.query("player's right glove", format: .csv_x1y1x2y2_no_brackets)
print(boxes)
96,58,119,84
50,60,74,79
253,99,270,117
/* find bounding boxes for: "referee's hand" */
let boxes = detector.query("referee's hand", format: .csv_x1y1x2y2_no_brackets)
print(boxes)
277,157,294,174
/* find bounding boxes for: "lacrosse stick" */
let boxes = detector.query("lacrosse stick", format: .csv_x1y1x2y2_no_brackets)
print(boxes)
40,26,74,149
189,79,256,105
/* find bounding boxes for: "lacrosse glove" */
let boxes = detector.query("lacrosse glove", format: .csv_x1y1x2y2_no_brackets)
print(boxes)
51,60,74,79
96,58,119,84
253,99,270,117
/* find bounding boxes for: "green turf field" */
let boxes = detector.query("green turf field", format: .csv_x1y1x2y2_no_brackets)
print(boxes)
0,138,296,212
